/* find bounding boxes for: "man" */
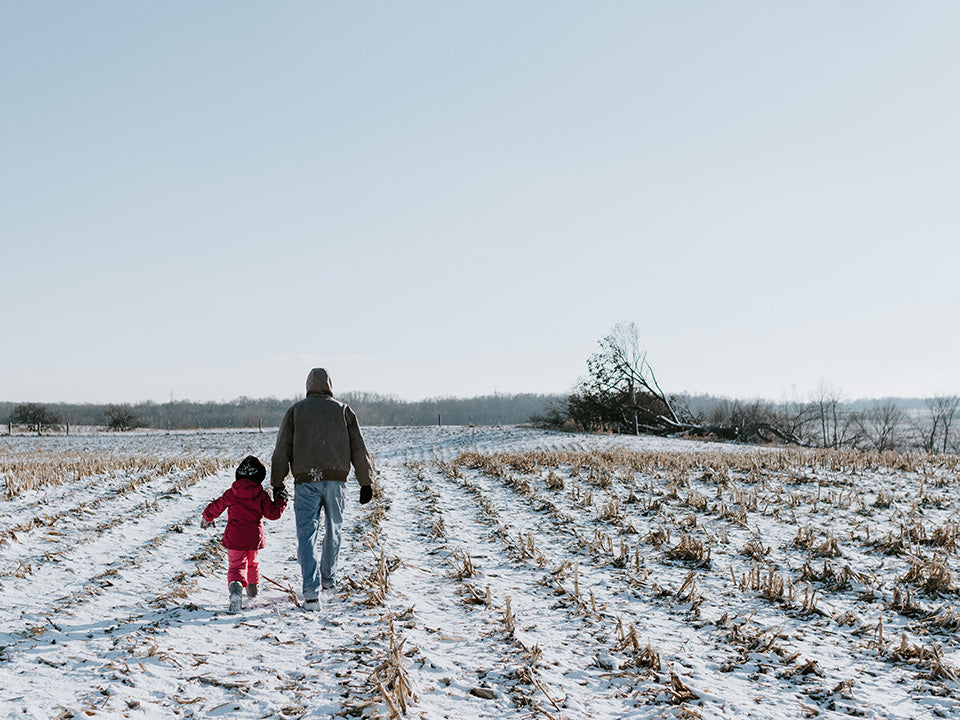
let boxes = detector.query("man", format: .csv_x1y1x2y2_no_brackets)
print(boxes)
271,368,375,610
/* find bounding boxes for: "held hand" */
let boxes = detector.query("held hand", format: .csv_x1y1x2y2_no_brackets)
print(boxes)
273,484,289,503
359,485,373,505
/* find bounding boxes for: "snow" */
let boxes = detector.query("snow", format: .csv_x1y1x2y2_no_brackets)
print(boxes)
2,426,960,719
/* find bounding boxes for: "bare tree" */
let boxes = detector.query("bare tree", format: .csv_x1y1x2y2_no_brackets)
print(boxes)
938,395,960,454
856,400,905,452
815,382,842,448
779,399,820,446
917,395,960,454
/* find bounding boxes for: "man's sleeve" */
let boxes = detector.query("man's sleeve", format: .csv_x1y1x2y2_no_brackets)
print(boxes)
270,407,294,487
345,406,375,486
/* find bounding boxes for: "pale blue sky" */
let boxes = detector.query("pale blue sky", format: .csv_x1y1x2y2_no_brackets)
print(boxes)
3,2,959,404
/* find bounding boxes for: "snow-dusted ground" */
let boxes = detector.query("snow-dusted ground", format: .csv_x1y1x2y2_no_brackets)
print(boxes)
2,426,960,719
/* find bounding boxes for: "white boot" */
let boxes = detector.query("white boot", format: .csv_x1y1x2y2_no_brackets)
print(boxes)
228,582,243,613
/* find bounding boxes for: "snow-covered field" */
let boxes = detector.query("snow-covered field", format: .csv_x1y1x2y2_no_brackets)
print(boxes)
2,426,960,719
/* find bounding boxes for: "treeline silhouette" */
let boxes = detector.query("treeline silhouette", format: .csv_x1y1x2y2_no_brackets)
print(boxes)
342,392,561,426
0,393,564,430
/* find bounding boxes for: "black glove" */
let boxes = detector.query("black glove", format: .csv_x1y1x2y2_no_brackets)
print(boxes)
273,485,289,503
201,519,214,529
359,485,373,505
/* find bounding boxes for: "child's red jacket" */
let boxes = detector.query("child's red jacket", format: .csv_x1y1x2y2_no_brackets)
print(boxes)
202,478,286,551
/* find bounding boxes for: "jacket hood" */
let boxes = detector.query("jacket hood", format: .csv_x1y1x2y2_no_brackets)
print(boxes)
306,368,334,397
232,477,263,499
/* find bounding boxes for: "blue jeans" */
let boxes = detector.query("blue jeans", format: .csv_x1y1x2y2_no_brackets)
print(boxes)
294,481,345,599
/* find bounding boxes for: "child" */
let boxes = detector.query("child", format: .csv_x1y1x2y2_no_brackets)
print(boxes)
202,455,287,613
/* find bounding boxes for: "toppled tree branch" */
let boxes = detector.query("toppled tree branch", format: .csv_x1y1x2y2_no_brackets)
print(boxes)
553,322,805,447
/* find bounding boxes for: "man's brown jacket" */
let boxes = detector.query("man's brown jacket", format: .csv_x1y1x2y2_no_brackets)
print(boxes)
270,368,375,488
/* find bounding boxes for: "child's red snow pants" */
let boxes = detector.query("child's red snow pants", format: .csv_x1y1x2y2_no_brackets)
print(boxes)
227,549,260,586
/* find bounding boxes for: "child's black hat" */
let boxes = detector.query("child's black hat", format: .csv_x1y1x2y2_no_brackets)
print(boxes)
236,455,266,484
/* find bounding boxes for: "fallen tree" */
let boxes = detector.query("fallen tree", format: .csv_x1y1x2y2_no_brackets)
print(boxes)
546,323,804,446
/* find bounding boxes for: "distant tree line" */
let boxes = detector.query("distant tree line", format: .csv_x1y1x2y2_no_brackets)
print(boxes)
675,392,960,454
342,392,560,426
0,393,563,434
5,320,956,454
535,322,960,454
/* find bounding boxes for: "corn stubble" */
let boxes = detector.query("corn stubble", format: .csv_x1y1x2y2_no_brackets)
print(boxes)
8,439,960,718
434,444,960,713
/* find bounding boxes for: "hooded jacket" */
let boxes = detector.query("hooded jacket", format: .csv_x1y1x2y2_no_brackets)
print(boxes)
202,478,286,551
270,368,375,488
